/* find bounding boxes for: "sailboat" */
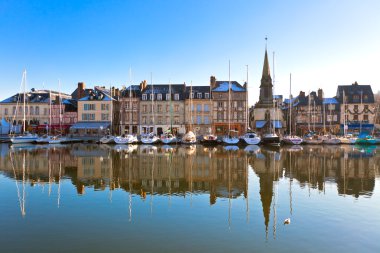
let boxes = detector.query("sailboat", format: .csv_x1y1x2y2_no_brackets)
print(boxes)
321,97,341,145
303,93,323,144
141,75,160,144
10,71,38,144
48,80,68,144
223,61,239,145
161,81,178,144
241,65,261,145
282,74,303,145
182,81,197,144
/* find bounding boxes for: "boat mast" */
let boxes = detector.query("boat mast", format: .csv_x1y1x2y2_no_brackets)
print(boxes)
323,90,326,134
169,80,173,134
228,60,231,135
245,64,249,132
343,89,346,136
272,52,275,135
59,80,62,135
190,80,193,132
49,89,52,135
289,73,292,136
23,70,26,133
151,72,154,134
308,91,311,132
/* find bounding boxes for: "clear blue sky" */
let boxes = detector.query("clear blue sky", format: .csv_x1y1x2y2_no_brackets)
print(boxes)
1,0,379,105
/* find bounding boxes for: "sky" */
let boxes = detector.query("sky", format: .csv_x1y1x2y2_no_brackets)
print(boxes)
1,0,379,106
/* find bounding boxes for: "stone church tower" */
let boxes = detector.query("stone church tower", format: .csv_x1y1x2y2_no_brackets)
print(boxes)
252,48,284,135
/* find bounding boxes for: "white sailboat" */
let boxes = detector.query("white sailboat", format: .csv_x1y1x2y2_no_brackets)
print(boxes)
241,65,261,145
161,81,178,144
182,81,197,144
48,80,67,144
282,74,303,145
10,71,38,144
223,61,239,145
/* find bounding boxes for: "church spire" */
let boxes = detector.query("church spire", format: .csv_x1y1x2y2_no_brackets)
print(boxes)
262,49,271,79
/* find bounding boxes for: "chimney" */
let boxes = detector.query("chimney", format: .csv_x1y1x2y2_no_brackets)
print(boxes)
139,80,147,91
210,76,216,89
318,88,323,100
115,88,120,98
78,82,85,99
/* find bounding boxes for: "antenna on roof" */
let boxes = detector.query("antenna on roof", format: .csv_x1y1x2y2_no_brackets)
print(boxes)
265,36,268,50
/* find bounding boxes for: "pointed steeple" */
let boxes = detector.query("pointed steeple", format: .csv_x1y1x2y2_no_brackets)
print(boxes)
262,49,271,79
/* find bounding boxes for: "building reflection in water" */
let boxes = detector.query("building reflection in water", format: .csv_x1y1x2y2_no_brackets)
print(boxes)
0,143,379,235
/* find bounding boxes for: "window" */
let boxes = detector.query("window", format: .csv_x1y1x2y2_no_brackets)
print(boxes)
364,105,368,110
196,116,201,124
197,93,202,99
4,108,8,115
354,105,358,110
35,106,39,115
218,102,223,108
150,94,154,100
157,94,162,100
166,105,170,112
44,108,48,115
174,105,179,112
166,93,170,100
142,94,147,100
363,114,368,121
13,106,16,114
205,93,210,99
142,116,147,124
217,112,223,120
101,113,109,121
84,104,95,110
204,104,209,112
82,113,95,120
174,94,179,100
143,105,147,113
157,116,162,124
30,106,34,115
157,105,162,112
204,116,209,124
353,115,358,121
353,95,359,100
197,104,201,112
174,116,180,124
101,104,109,110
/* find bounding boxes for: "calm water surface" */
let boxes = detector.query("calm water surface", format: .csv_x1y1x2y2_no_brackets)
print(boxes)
0,143,379,253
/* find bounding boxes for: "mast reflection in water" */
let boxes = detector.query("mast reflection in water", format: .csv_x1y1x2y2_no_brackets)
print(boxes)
0,143,379,253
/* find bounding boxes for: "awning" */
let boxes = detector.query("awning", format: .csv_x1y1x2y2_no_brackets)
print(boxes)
340,124,374,129
255,120,267,128
272,120,282,128
70,122,110,130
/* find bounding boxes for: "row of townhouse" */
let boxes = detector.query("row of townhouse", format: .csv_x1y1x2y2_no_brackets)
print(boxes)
72,76,248,137
281,82,377,135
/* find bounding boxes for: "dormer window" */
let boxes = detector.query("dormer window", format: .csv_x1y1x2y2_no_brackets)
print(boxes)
150,94,154,100
190,93,194,99
197,93,202,99
142,94,147,100
157,94,162,100
174,94,179,101
166,93,170,100
205,93,210,99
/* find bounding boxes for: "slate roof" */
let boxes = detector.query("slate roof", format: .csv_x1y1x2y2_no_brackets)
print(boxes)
185,86,211,99
1,90,71,104
336,83,375,103
71,88,93,100
141,84,186,100
120,85,141,98
212,81,246,92
78,86,116,101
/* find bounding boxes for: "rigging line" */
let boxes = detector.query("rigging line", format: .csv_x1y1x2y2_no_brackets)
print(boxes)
9,151,25,216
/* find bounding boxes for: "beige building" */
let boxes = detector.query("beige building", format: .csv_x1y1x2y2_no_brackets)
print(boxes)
139,82,186,135
71,86,119,136
211,76,248,136
184,85,213,135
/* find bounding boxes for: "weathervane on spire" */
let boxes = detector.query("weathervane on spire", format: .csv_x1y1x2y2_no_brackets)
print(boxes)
265,36,268,50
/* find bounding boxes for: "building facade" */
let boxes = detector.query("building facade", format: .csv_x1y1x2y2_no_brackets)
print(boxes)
139,82,186,136
336,82,376,134
119,84,141,135
211,76,248,136
184,85,213,136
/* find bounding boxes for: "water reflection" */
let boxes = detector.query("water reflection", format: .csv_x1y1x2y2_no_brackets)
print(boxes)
0,143,379,232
